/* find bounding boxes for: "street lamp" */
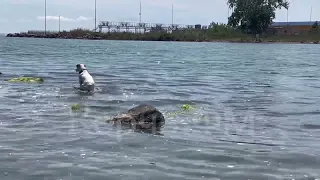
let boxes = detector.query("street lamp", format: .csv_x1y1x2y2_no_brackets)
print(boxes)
94,0,97,31
44,0,47,35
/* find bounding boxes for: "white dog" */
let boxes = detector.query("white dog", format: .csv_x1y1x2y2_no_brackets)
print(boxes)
75,64,95,92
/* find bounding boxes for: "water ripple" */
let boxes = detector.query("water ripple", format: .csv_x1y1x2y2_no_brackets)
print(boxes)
0,37,320,180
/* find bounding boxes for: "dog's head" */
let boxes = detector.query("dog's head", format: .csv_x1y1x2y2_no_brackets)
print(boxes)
76,64,87,72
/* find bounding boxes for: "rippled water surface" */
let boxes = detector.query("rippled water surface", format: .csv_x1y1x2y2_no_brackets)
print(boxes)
0,36,320,180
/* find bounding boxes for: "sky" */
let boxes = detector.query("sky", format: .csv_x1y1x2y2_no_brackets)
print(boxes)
0,0,319,33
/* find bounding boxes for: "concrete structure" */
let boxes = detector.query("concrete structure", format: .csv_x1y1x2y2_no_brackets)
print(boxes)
96,21,208,33
268,21,319,35
21,21,209,35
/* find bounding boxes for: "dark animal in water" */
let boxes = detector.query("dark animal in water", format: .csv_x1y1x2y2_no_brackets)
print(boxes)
106,104,165,131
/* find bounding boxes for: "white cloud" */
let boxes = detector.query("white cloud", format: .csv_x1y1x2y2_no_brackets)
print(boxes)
36,16,91,22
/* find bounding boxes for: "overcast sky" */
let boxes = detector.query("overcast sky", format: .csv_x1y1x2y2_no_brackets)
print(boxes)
0,0,319,33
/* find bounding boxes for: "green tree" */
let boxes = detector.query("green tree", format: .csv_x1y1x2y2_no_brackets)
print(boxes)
227,0,289,34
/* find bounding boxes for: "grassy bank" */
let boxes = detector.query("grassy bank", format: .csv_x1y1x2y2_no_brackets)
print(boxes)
6,23,320,44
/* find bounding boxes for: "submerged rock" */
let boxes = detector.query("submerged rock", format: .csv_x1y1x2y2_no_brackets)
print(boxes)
107,104,165,131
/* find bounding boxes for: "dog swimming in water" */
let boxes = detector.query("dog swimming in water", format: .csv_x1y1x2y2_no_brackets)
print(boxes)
75,64,95,92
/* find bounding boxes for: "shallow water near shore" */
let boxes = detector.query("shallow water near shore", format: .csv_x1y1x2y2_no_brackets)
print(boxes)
0,36,320,180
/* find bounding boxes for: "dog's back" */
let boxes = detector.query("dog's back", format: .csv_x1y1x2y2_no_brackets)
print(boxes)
79,70,95,92
76,64,95,92
79,70,94,84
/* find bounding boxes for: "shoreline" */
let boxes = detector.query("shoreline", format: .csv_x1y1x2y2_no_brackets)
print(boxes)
6,32,320,45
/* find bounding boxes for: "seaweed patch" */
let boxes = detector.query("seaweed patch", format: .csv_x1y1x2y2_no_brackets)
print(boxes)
167,104,196,117
71,103,82,111
8,77,44,83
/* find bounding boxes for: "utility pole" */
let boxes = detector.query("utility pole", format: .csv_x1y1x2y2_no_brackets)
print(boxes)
172,4,173,26
287,8,289,25
139,1,142,24
44,0,47,35
139,1,142,33
227,6,229,21
94,0,97,32
286,7,290,35
310,6,312,22
59,15,61,33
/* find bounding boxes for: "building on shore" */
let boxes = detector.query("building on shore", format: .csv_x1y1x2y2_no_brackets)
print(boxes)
267,21,319,35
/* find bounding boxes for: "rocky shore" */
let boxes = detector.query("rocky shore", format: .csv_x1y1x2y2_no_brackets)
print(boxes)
6,32,103,40
5,32,239,42
6,31,320,44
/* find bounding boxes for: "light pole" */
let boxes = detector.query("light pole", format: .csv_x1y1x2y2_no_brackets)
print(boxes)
172,4,173,27
310,6,312,22
59,15,61,33
45,0,47,35
94,0,97,32
286,6,289,25
139,1,141,33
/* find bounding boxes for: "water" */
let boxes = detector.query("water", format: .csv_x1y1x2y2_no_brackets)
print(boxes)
0,36,320,180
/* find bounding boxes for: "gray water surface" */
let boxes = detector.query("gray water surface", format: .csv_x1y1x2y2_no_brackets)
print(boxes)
0,36,320,180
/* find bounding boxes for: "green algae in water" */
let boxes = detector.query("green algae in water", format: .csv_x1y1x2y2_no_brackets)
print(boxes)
8,77,44,83
181,104,194,111
167,104,196,117
71,104,82,111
